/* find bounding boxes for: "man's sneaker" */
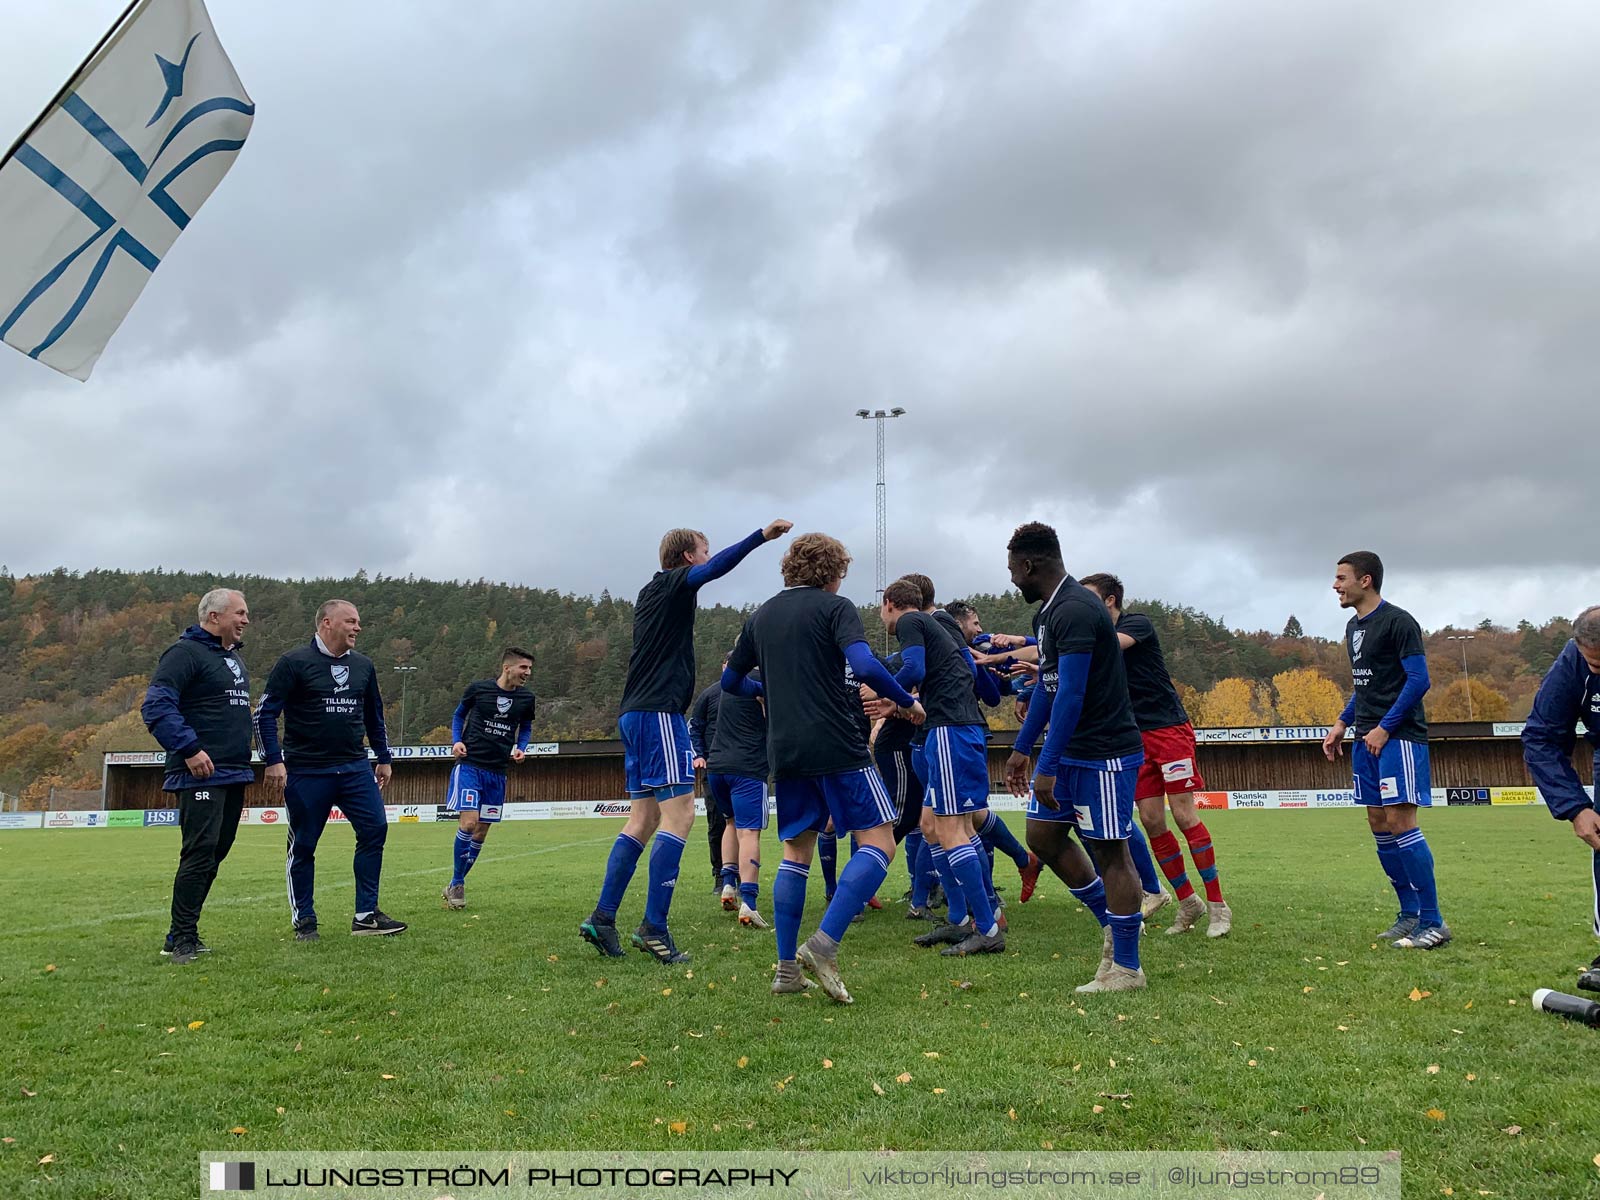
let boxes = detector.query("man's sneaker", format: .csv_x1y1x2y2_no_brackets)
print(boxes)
928,884,947,910
579,918,624,958
771,961,816,994
720,884,738,912
351,911,407,936
866,896,883,910
797,935,852,1005
1018,852,1043,903
1377,914,1419,941
1166,894,1206,935
905,904,934,921
161,935,211,956
1076,963,1147,993
1140,888,1171,919
632,923,690,964
941,927,1006,957
913,919,973,948
294,921,320,943
1206,900,1233,938
1578,958,1600,993
1393,923,1452,950
442,883,466,910
738,904,769,929
169,938,202,966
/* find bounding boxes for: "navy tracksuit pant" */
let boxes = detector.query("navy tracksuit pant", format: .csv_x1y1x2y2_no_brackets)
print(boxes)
284,763,387,927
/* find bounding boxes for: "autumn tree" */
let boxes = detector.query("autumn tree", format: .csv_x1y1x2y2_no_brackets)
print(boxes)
1194,677,1274,727
1272,668,1344,725
1429,677,1509,722
1282,614,1304,639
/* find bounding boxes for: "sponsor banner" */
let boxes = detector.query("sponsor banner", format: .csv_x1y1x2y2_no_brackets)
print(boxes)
1312,790,1355,808
240,807,287,825
1446,787,1491,807
1492,723,1526,738
1193,792,1229,810
44,810,110,827
1490,787,1540,806
383,805,435,824
0,812,43,829
1195,728,1230,744
502,802,551,821
144,808,180,826
1228,790,1275,809
104,750,167,765
1193,727,1356,744
107,810,145,827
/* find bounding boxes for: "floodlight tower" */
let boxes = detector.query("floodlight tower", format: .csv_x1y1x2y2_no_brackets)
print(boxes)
854,407,906,639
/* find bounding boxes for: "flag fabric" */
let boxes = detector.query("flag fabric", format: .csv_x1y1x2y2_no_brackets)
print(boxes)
0,0,253,380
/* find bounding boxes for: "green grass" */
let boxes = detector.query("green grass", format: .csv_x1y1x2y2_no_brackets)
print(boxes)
3,809,1598,1198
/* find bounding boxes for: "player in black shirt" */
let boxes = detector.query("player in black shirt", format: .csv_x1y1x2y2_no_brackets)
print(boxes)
723,532,925,1003
707,663,771,928
440,648,538,910
1081,574,1232,939
877,581,1005,955
1322,551,1445,949
256,600,406,940
1002,523,1149,993
689,674,731,900
582,518,792,966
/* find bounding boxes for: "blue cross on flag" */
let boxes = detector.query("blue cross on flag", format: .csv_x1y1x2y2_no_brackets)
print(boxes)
0,0,253,380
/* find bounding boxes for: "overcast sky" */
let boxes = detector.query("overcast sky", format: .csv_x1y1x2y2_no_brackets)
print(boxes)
3,0,1596,640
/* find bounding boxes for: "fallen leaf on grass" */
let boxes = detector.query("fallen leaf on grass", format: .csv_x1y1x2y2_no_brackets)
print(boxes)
1465,1074,1477,1082
187,1021,205,1031
932,1088,946,1094
1302,986,1314,994
1092,1105,1104,1114
685,970,693,980
44,965,55,974
1040,1140,1054,1150
1502,1126,1520,1136
380,1074,396,1080
547,954,558,963
1098,1093,1131,1100
1464,1001,1473,1010
594,979,607,988
661,988,673,997
229,1127,247,1136
1426,1064,1440,1075
321,987,329,995
38,1154,55,1164
669,1120,687,1135
1108,1058,1116,1068
20,1088,36,1098
1007,1108,1017,1120
895,1072,912,1084
923,1051,940,1058
165,1027,176,1034
1247,1060,1258,1067
1336,1025,1350,1032
822,1059,833,1069
872,1082,885,1096
292,1042,301,1053
737,1057,748,1070
774,1075,794,1092
1425,1109,1446,1121
1408,988,1431,1002
630,1058,647,1069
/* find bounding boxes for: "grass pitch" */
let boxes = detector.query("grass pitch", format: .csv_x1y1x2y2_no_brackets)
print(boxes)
3,809,1598,1198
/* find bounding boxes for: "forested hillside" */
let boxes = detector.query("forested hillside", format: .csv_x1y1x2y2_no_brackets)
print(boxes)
0,567,1578,804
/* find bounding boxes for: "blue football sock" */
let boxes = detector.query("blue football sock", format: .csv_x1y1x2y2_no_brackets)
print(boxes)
910,837,934,907
774,860,808,961
1126,824,1162,894
978,810,1031,869
1108,910,1143,970
594,832,645,920
739,881,759,910
820,845,890,942
1394,828,1440,925
903,828,925,891
1069,876,1110,926
450,830,473,887
973,834,999,908
947,843,998,936
720,863,738,889
641,831,686,930
929,845,967,925
1373,831,1418,916
818,831,839,897
460,836,483,880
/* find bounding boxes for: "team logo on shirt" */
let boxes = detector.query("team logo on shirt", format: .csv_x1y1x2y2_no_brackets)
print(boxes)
1350,630,1365,662
331,665,350,687
496,696,513,716
224,658,242,682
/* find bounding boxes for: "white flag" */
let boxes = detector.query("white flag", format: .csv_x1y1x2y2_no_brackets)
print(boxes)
0,0,253,381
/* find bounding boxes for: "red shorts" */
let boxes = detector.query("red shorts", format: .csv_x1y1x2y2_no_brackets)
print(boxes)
1134,722,1205,802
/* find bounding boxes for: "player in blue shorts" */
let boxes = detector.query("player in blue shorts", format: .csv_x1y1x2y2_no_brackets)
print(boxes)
874,580,1005,955
580,519,791,964
1322,551,1445,949
706,659,772,928
1002,523,1149,993
723,532,925,1003
442,648,538,909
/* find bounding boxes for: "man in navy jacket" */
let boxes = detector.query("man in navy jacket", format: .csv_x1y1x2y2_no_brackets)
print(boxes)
256,599,405,940
1521,606,1600,967
141,588,254,965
